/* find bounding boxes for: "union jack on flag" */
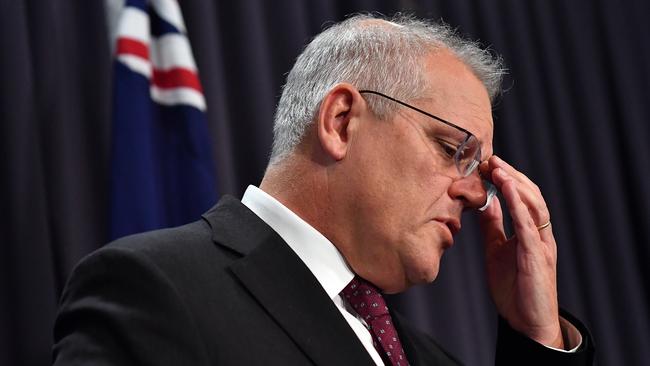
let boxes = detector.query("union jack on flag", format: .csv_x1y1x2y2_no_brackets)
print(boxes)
107,0,217,240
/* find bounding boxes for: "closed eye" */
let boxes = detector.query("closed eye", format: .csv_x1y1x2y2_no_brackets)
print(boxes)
436,138,459,158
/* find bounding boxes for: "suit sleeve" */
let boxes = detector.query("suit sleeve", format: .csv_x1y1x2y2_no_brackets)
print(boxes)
495,309,595,365
52,245,211,366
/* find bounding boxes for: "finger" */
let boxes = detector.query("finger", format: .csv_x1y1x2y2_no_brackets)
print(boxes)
488,156,546,207
492,166,556,249
488,155,532,188
537,221,556,244
489,166,537,201
482,155,550,225
489,167,550,226
479,160,491,178
499,177,540,252
479,196,507,251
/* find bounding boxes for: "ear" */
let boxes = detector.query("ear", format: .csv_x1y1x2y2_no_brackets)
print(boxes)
316,83,364,161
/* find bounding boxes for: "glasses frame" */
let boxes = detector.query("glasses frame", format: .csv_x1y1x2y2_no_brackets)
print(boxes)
358,90,483,177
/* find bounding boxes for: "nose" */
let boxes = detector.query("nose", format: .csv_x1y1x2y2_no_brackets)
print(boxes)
448,172,488,210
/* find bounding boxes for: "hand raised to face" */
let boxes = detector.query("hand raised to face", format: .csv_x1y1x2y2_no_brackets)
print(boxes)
478,155,564,349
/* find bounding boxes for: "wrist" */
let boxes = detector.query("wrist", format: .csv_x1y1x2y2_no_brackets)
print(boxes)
545,327,565,349
528,322,564,349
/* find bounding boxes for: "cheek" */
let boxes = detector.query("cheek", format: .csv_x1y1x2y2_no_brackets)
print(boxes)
361,161,452,243
378,151,440,198
347,130,452,240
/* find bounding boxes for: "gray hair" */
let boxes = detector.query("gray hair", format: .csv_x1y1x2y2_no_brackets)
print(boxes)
269,13,506,165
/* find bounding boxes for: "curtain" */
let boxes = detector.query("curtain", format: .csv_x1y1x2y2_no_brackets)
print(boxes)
1,0,648,365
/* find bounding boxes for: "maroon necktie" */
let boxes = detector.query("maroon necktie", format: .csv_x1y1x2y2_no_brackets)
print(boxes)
341,277,410,366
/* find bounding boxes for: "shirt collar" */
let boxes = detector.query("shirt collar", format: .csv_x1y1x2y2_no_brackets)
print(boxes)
241,185,355,299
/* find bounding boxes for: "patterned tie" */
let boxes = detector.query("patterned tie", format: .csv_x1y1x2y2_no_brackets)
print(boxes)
341,277,410,366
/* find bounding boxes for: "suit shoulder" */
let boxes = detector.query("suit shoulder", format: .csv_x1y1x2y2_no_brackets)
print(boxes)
54,221,215,365
71,218,236,288
108,219,212,254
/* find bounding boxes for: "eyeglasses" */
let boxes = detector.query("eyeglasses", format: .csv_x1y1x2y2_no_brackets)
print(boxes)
358,90,483,177
358,90,497,211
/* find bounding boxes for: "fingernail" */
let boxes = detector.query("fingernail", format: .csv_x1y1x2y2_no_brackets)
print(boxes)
495,168,505,177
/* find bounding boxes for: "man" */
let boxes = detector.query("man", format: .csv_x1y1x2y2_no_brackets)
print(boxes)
53,14,594,365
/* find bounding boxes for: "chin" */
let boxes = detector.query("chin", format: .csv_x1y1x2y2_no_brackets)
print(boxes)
398,230,446,287
404,258,441,287
381,265,439,294
412,266,440,284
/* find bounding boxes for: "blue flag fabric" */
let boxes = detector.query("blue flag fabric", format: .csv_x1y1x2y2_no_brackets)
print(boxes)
108,0,217,240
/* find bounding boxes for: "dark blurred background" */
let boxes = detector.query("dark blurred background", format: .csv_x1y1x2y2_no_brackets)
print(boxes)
1,0,649,365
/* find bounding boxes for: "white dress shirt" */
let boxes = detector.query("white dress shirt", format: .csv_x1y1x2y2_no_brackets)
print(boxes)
241,185,385,365
241,185,581,362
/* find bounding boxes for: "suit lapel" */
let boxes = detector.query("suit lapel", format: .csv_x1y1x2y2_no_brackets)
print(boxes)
390,309,462,366
203,196,375,366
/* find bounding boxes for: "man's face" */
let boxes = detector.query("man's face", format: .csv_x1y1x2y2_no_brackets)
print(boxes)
335,50,494,293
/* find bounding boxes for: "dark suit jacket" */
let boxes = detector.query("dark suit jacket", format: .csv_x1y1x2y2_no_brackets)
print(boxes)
53,196,594,365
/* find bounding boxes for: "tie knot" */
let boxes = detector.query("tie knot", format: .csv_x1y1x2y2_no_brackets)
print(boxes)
341,277,389,320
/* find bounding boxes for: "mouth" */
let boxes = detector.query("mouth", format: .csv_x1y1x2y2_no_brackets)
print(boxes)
432,218,461,247
437,218,461,235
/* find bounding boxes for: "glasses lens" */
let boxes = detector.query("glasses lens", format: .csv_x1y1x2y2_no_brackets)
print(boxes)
455,135,481,176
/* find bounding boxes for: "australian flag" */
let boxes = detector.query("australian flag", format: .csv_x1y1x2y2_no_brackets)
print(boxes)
107,0,217,240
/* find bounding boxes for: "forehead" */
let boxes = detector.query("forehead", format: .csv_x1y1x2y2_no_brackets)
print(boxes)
417,50,494,158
